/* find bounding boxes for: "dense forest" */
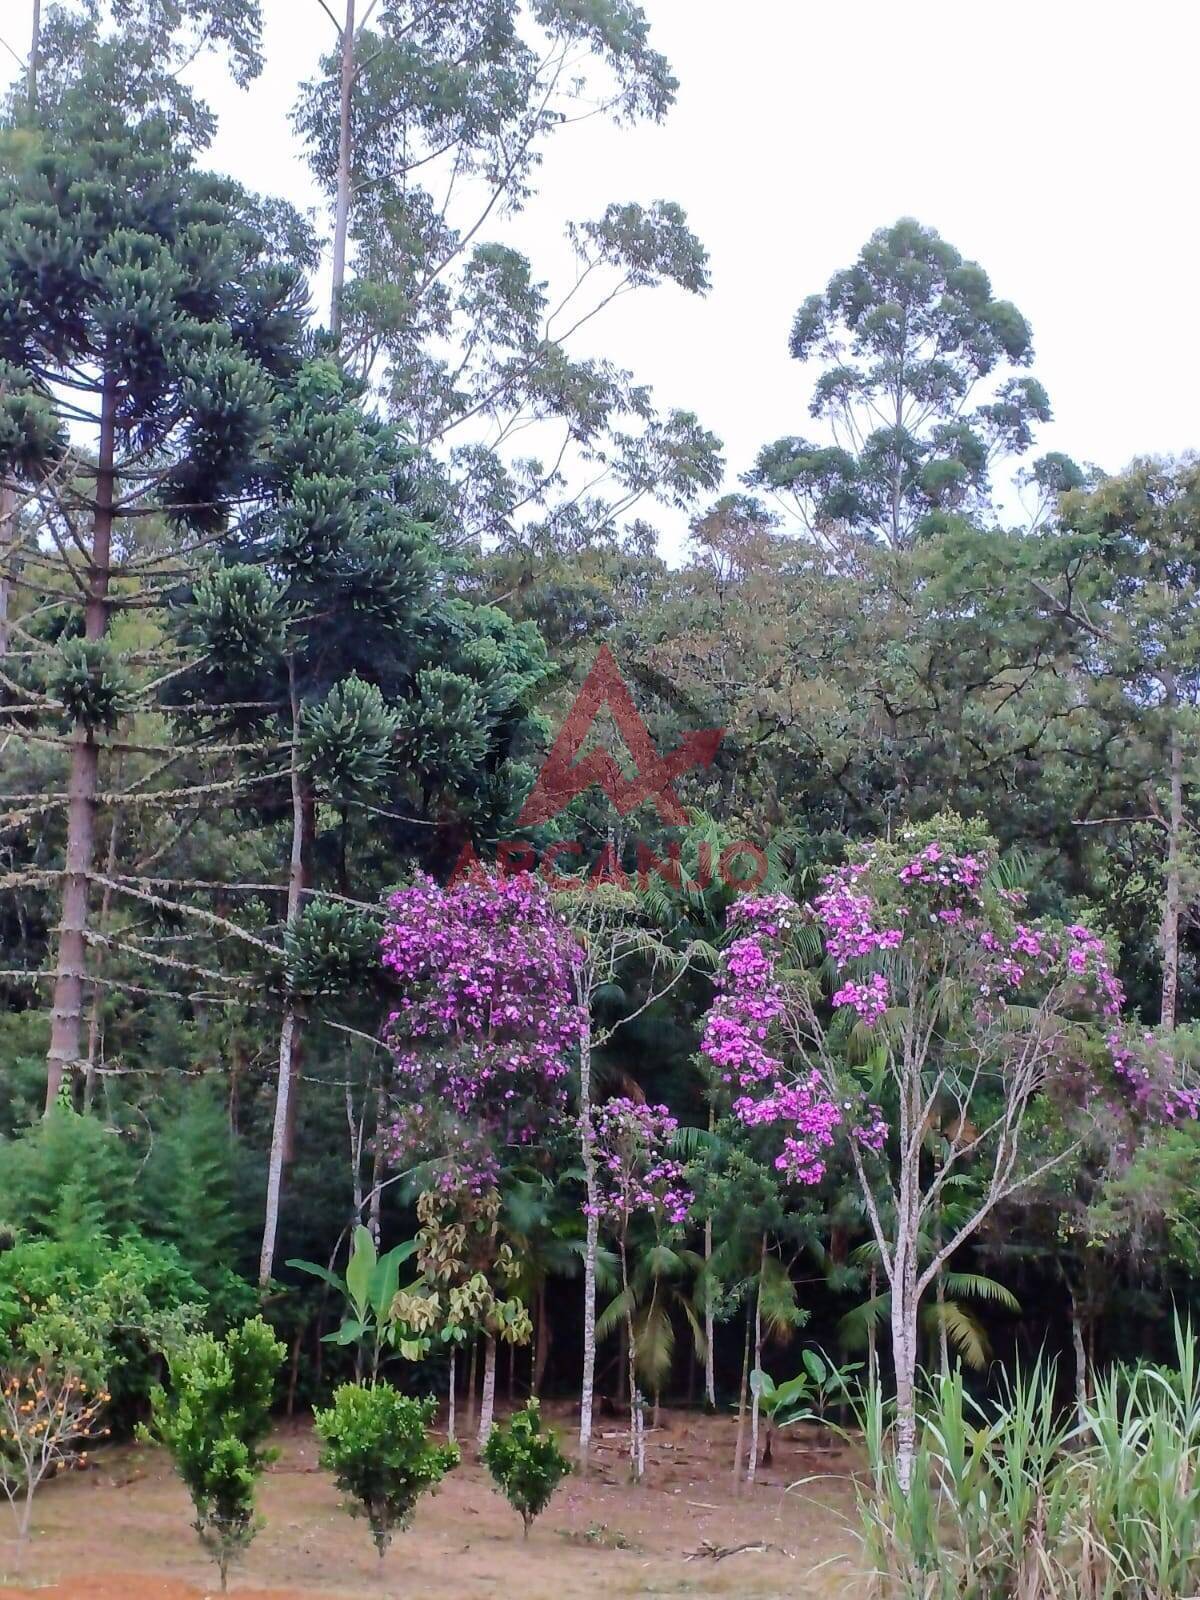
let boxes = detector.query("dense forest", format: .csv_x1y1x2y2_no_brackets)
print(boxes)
2,3,1200,1594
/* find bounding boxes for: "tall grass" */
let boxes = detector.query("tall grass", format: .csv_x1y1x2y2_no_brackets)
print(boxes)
855,1317,1200,1599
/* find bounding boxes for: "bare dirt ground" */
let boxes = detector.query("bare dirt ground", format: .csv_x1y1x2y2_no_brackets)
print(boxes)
0,1404,866,1600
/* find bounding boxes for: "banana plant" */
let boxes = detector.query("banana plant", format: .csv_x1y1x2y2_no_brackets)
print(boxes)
288,1225,424,1381
751,1348,862,1464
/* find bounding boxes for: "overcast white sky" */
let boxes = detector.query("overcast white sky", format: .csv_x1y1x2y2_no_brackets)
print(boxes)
5,0,1200,554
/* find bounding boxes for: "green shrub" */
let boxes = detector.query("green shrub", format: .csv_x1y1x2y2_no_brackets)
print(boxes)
0,1234,204,1426
313,1382,459,1557
482,1399,570,1538
143,1316,285,1592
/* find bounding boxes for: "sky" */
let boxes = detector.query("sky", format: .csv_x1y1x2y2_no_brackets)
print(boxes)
4,0,1200,556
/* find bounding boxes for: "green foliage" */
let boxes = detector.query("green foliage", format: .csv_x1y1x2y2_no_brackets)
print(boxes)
312,1383,459,1558
144,1317,284,1591
482,1399,570,1537
288,1226,423,1376
0,1233,203,1427
0,1107,137,1241
750,1348,861,1430
46,638,135,731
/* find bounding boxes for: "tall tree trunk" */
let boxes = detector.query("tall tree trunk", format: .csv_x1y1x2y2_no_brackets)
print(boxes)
1070,1290,1089,1427
259,664,308,1285
732,1299,752,1493
367,1079,385,1242
476,1334,497,1450
329,0,356,342
890,1243,920,1494
703,1107,716,1410
46,375,117,1109
746,1234,765,1486
446,1348,456,1444
26,0,41,117
465,1338,479,1435
934,1187,949,1378
0,483,14,660
578,1014,600,1472
1161,680,1183,1032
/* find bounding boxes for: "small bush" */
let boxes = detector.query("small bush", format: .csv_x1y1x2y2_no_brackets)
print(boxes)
143,1316,284,1592
313,1382,459,1557
482,1399,570,1537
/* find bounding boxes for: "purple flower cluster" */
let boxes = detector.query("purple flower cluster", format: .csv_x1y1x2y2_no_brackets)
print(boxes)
831,972,890,1026
734,1072,843,1185
811,864,903,965
379,871,585,1178
585,1098,692,1228
1107,1029,1200,1124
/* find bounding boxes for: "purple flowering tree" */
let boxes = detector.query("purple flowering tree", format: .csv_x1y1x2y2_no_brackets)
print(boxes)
586,1096,692,1481
379,869,585,1443
703,816,1194,1488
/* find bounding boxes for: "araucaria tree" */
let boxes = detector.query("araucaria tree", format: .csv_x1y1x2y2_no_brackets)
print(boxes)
0,34,306,1106
702,817,1193,1487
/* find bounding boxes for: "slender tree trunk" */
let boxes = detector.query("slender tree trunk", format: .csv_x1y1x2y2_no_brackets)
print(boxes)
26,0,41,117
1070,1292,1088,1427
447,1349,456,1444
259,664,308,1285
732,1299,752,1493
746,1234,765,1486
703,1107,716,1410
867,1265,878,1393
46,375,117,1109
465,1337,479,1435
0,483,14,660
367,1079,385,1243
891,1244,920,1494
1161,681,1183,1032
476,1334,497,1450
934,1189,949,1378
329,0,356,341
578,1014,600,1472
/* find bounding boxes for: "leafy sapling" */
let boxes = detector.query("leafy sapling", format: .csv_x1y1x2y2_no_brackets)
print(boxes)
313,1383,459,1557
482,1399,571,1539
143,1316,285,1593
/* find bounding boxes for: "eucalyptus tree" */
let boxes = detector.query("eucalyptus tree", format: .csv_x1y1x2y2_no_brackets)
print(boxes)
751,218,1052,549
292,0,721,550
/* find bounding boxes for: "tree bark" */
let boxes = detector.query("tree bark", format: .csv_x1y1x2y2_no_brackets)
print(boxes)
890,1244,920,1494
1070,1292,1089,1427
329,0,356,342
0,483,14,660
703,1107,716,1410
46,374,117,1109
1161,679,1183,1032
259,663,308,1285
732,1299,752,1493
476,1334,497,1450
746,1236,766,1486
26,0,41,118
578,1014,600,1472
447,1348,456,1444
466,1337,479,1435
